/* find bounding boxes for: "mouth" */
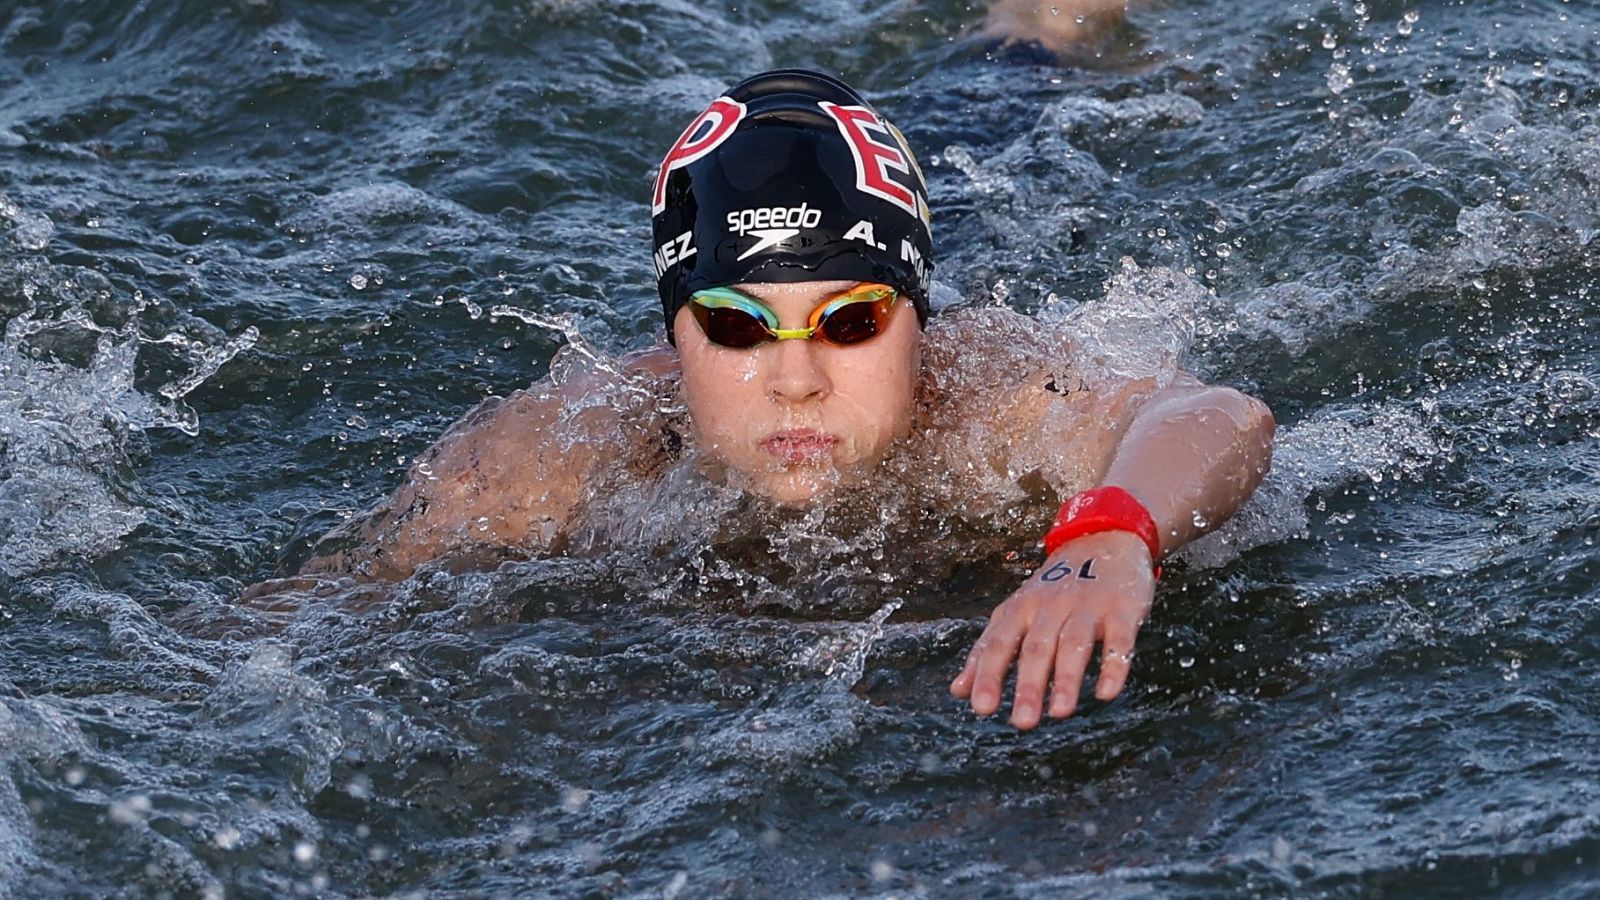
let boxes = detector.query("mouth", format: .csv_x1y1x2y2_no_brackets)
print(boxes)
758,429,841,464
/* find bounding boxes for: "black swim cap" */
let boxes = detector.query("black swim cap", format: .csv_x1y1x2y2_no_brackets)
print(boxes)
651,69,934,342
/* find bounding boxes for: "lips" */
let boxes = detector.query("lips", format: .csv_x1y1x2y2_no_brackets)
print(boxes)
758,429,841,463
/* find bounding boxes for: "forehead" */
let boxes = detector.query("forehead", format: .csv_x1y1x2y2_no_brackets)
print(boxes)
731,280,860,303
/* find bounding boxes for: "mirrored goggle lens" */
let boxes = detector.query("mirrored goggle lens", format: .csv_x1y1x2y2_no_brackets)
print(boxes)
691,302,771,348
817,292,896,345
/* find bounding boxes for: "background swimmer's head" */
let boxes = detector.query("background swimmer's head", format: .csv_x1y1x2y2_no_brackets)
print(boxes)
672,279,922,504
650,69,934,342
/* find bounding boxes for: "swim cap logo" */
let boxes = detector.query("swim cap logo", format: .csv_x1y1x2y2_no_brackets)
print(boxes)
820,102,927,224
727,203,822,261
653,97,747,216
652,230,696,280
901,238,930,297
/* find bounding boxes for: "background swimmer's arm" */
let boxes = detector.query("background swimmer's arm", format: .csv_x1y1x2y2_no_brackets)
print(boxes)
981,0,1134,51
952,375,1276,730
295,351,677,583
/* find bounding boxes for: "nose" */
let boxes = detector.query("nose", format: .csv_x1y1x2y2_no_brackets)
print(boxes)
764,337,831,404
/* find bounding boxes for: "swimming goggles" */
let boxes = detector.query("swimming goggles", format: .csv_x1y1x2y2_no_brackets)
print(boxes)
688,283,900,349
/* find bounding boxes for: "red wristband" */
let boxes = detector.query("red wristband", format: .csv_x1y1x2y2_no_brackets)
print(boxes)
1042,486,1162,575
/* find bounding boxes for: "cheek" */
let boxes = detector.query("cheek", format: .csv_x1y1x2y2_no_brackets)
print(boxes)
833,331,920,437
681,362,736,437
677,340,764,449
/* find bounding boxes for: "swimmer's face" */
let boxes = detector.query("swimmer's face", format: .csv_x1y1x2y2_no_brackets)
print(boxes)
674,280,921,504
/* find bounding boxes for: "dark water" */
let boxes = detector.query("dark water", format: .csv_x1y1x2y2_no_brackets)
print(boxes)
2,0,1599,895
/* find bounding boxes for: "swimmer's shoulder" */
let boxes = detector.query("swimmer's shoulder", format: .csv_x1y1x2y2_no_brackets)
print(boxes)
922,306,1081,399
309,346,681,581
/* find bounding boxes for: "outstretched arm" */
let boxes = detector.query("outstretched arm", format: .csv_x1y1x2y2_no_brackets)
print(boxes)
951,376,1275,729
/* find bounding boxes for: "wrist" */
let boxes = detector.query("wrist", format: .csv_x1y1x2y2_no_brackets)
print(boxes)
1035,530,1154,586
1046,528,1149,561
1042,485,1162,577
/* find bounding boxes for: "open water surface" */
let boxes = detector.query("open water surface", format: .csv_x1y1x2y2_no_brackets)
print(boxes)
2,0,1599,896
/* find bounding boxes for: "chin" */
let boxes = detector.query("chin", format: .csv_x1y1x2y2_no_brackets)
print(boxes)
743,466,850,506
753,475,837,506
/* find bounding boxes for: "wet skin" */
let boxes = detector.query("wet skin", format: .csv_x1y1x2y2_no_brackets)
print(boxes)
282,279,1274,731
672,280,1274,731
671,279,921,506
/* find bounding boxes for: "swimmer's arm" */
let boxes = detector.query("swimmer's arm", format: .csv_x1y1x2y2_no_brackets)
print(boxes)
952,376,1276,729
1099,375,1278,553
294,389,591,582
293,349,678,583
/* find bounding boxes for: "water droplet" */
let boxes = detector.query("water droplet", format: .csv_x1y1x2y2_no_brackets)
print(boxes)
1191,511,1209,529
293,841,318,865
1328,63,1353,95
1179,656,1196,668
870,859,896,883
1322,33,1338,50
348,273,369,290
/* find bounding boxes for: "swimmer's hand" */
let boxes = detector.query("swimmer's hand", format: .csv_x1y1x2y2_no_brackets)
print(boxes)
950,529,1155,731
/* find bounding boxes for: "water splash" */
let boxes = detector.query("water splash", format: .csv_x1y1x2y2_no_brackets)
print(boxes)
0,197,257,577
0,195,53,252
795,598,902,685
1063,258,1200,387
1180,402,1441,568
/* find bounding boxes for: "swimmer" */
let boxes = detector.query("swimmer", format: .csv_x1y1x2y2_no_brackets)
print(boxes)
265,57,1273,731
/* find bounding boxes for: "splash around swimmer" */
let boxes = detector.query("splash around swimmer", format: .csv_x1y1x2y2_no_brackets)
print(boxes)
266,21,1277,732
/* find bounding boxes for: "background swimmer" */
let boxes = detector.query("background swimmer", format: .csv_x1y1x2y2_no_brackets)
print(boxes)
277,66,1276,732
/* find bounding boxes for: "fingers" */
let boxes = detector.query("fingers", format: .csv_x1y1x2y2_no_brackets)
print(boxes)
954,577,1150,727
967,616,1027,718
1046,615,1097,719
949,646,979,699
1009,605,1076,730
1093,616,1141,701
